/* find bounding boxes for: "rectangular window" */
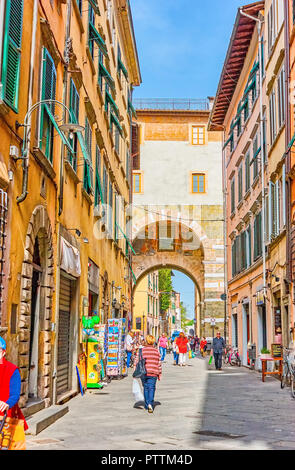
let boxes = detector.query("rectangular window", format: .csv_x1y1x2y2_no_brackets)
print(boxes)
192,126,205,145
40,47,56,163
277,65,285,130
98,50,104,91
231,239,236,278
133,172,141,193
268,1,276,55
85,117,92,156
254,212,262,260
238,164,243,203
103,163,108,205
192,173,205,193
269,180,280,239
114,127,120,155
252,133,259,181
95,145,102,206
244,99,249,122
108,182,113,237
246,225,251,268
262,113,267,162
269,89,277,146
68,79,79,171
245,151,250,192
231,177,235,214
88,5,95,60
1,0,24,112
83,117,93,195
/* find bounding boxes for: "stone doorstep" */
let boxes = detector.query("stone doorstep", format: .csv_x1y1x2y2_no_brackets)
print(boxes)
25,405,69,436
22,399,45,418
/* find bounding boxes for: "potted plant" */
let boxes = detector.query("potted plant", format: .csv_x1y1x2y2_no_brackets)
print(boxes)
260,347,272,360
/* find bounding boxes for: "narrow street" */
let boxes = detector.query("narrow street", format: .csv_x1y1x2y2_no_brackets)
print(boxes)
26,355,295,451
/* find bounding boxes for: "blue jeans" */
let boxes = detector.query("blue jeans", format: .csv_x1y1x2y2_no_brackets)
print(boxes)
159,347,166,361
126,350,132,368
173,351,179,364
141,376,157,410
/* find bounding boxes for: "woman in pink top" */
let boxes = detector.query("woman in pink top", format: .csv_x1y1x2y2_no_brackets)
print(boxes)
158,333,168,362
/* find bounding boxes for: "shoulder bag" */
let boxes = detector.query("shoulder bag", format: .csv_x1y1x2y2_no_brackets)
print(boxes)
133,348,146,379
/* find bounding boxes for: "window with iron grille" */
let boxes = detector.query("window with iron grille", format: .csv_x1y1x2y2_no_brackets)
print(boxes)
0,190,8,320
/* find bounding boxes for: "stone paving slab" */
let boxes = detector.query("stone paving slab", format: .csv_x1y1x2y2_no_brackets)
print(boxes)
26,355,295,450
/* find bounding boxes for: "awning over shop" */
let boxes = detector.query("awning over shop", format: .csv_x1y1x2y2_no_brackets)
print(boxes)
60,237,81,277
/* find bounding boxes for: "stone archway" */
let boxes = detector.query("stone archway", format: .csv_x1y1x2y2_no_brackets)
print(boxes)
132,220,205,335
18,205,54,408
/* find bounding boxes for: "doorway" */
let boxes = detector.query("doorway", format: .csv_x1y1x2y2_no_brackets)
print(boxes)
28,239,43,401
242,304,250,366
258,305,267,352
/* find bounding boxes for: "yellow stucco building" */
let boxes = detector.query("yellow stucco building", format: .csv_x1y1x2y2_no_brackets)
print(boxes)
0,0,140,412
133,271,160,339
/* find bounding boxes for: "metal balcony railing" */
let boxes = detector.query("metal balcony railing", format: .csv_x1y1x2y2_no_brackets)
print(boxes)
133,98,210,111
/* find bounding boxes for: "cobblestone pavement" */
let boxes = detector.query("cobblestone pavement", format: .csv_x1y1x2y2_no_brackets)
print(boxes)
26,354,295,450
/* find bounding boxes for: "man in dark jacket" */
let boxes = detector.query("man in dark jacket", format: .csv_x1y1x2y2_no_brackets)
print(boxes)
212,332,226,370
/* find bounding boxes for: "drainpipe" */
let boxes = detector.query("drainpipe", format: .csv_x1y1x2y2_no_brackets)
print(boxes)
284,0,291,294
239,9,267,302
221,127,228,345
58,0,72,216
16,0,38,204
209,118,227,343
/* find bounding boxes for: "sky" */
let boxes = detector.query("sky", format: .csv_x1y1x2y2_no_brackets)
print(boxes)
172,270,195,320
131,0,245,100
131,1,244,312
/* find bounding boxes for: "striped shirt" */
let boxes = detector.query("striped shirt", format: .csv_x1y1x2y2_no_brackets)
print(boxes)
135,346,162,378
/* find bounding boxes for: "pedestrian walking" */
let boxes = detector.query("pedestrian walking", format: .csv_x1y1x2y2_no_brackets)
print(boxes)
176,332,188,366
200,337,207,357
0,337,28,448
172,338,179,365
158,333,168,362
189,336,195,352
194,335,200,352
125,330,135,369
134,335,162,413
211,331,226,370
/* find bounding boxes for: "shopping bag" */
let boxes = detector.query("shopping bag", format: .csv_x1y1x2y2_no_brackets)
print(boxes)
132,378,144,402
132,349,146,379
208,356,213,365
0,416,26,450
188,350,192,359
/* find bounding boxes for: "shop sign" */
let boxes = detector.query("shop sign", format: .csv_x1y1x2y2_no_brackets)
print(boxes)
271,343,283,359
256,290,265,306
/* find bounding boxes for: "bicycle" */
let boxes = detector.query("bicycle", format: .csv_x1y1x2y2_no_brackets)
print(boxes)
228,347,241,367
281,347,295,394
224,345,231,365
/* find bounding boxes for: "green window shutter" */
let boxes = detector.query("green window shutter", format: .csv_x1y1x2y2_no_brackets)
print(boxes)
40,48,56,161
68,79,80,170
70,79,79,123
103,165,108,205
2,0,24,112
83,118,93,193
83,160,93,194
95,145,104,205
99,63,115,91
108,182,113,236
